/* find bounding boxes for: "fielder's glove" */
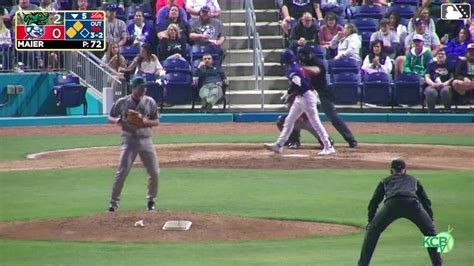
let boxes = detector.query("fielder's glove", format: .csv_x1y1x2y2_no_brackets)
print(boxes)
126,109,145,127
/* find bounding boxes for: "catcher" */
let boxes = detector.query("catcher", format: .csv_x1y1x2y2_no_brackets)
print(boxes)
107,77,160,212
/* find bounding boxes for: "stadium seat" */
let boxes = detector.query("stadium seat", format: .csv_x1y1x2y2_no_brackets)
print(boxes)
53,75,87,115
330,57,361,77
388,5,416,19
163,72,194,105
359,31,373,59
29,0,40,5
331,72,360,105
353,17,378,32
393,72,421,105
362,72,392,105
162,58,192,73
120,45,140,61
392,0,418,6
0,0,12,5
354,5,386,19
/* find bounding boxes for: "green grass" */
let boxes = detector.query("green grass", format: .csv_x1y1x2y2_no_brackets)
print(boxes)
0,168,472,265
0,133,473,161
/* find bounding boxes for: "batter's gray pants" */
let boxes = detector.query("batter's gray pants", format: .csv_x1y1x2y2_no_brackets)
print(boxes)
110,136,160,207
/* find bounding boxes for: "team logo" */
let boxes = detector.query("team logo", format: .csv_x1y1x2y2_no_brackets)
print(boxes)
441,3,471,20
292,0,311,7
198,25,216,38
23,12,49,39
25,24,45,39
423,226,455,253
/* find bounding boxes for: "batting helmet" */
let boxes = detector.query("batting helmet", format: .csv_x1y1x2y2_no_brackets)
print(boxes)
280,49,296,65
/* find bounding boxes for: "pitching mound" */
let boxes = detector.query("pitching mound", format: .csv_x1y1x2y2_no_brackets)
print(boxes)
1,143,472,171
0,211,360,242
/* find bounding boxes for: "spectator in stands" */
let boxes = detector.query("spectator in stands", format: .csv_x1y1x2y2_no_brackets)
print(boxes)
395,18,440,74
330,23,361,61
388,11,407,47
436,14,462,45
159,23,187,61
39,0,60,10
407,7,436,34
157,4,189,41
452,44,474,96
193,53,226,112
289,12,318,53
102,42,127,72
187,0,221,22
403,34,432,76
318,12,343,49
370,18,399,57
361,40,392,76
9,0,40,20
156,0,188,25
106,4,129,47
424,48,454,112
280,0,322,35
127,10,153,47
75,0,91,10
120,43,164,76
156,0,185,15
446,27,473,61
189,6,225,55
0,14,12,71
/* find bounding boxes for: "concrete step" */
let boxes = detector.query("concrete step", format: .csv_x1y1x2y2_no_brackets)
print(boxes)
253,0,278,9
219,0,244,10
223,49,283,64
224,22,281,36
227,90,285,105
223,62,283,76
225,36,284,50
220,10,279,23
228,76,288,91
220,0,277,11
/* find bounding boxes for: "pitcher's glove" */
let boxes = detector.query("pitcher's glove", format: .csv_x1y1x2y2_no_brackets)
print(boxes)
127,109,145,127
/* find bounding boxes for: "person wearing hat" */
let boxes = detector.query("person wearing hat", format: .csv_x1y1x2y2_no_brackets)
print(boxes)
395,17,440,74
403,33,433,76
370,18,399,56
452,43,474,95
189,5,225,61
187,0,221,21
407,7,436,34
357,159,442,266
107,76,161,212
106,4,129,47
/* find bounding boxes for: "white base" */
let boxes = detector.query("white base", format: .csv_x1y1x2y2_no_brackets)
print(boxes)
162,220,192,231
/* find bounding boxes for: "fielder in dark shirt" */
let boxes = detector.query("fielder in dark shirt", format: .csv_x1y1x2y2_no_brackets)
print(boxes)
358,159,442,266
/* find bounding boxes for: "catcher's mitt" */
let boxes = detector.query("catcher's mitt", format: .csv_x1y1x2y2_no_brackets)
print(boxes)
126,109,145,127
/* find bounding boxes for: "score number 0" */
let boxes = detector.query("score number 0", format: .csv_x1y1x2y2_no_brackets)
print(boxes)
52,14,62,39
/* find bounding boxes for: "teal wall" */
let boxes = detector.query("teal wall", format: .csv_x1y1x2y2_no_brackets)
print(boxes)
0,72,64,117
0,72,103,117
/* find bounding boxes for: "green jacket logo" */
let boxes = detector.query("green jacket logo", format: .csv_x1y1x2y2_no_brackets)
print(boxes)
423,226,454,253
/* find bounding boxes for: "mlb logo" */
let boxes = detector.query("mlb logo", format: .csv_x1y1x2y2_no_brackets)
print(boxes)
441,3,471,20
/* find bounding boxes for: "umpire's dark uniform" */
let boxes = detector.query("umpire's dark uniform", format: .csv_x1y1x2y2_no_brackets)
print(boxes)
298,46,358,148
358,159,442,266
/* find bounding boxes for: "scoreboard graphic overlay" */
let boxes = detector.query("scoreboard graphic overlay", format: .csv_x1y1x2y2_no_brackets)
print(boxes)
15,11,106,51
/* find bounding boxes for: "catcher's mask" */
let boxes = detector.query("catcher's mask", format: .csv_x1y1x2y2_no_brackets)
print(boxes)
280,49,296,66
297,45,314,63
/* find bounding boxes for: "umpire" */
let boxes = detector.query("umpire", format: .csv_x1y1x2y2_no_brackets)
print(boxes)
297,45,358,148
358,159,442,266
